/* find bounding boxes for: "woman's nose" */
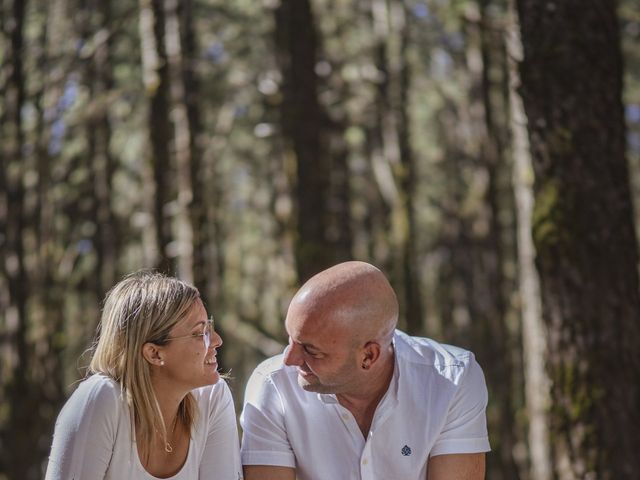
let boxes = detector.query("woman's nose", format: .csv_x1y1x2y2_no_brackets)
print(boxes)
210,330,222,349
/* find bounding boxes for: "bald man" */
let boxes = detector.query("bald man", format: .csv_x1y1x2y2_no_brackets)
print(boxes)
241,262,490,480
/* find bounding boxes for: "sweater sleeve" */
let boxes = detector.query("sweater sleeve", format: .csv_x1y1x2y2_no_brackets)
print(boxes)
45,375,120,480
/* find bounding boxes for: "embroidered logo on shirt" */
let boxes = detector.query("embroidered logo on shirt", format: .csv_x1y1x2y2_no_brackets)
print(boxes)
401,445,412,456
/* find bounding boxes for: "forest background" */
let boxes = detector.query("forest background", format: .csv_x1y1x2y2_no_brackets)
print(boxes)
2,0,640,479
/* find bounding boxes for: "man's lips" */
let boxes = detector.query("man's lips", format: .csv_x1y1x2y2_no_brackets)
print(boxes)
297,368,316,378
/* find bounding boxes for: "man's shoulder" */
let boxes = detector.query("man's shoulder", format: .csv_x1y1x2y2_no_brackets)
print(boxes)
244,354,304,404
244,352,297,400
395,330,477,384
249,353,291,381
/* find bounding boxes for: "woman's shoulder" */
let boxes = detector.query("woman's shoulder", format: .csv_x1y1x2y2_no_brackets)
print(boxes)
191,379,236,420
76,373,120,396
53,374,124,445
192,378,232,404
62,374,122,417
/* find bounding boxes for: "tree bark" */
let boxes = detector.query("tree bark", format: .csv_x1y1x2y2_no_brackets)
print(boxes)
1,0,34,477
179,0,214,301
139,0,174,274
274,0,333,282
370,0,423,332
164,0,194,283
506,4,552,479
472,2,522,477
515,0,640,477
83,0,118,299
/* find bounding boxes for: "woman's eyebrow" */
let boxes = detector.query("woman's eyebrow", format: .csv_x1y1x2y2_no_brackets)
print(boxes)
189,320,207,330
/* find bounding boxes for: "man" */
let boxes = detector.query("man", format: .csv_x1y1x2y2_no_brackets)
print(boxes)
241,261,490,480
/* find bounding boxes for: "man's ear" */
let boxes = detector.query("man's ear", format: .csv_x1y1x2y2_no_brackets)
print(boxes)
361,341,381,370
142,342,164,366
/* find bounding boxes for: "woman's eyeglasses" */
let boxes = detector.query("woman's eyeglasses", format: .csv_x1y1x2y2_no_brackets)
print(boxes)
163,317,215,349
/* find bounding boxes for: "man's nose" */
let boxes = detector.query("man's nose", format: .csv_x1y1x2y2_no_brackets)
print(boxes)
283,342,303,367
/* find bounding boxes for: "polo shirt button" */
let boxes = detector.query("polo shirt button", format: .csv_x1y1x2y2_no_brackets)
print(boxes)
362,458,368,465
342,413,349,420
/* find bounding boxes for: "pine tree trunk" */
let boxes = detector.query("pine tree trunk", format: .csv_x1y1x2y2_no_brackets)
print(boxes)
165,0,194,283
506,4,552,479
83,0,118,299
274,0,333,282
370,0,423,331
1,0,33,477
515,0,640,477
180,0,215,301
139,0,174,273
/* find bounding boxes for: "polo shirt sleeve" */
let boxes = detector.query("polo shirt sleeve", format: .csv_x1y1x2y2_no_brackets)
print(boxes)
430,354,491,456
240,369,296,468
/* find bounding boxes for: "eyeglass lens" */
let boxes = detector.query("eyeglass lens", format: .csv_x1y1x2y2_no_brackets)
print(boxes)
203,320,213,350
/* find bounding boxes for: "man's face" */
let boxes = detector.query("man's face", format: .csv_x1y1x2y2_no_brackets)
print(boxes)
283,302,362,394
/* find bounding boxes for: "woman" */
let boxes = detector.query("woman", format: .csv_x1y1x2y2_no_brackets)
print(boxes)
45,271,243,479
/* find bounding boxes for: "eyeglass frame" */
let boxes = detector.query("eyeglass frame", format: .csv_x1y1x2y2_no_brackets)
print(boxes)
161,317,215,350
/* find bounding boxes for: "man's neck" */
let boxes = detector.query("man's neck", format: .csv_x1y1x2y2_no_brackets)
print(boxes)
336,347,395,437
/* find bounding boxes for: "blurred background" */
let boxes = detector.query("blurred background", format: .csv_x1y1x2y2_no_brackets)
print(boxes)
1,0,640,478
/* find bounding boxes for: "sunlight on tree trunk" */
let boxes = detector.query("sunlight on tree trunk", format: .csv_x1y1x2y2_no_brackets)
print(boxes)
506,4,552,479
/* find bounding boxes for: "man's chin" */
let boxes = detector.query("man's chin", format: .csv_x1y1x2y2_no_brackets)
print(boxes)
297,375,337,394
297,373,325,392
297,374,317,390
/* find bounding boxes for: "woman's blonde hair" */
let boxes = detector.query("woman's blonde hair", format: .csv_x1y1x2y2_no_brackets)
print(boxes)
89,270,200,457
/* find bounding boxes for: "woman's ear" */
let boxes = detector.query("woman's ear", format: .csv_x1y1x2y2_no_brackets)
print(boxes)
142,342,164,366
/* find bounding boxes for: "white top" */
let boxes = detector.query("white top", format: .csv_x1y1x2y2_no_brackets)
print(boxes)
45,374,243,480
241,330,490,480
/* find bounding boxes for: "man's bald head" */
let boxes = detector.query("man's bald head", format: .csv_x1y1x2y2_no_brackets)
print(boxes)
289,261,399,345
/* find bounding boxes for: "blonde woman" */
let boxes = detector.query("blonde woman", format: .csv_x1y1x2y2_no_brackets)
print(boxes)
45,271,243,479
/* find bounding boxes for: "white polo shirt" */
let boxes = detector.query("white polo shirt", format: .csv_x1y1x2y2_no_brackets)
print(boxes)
241,330,490,480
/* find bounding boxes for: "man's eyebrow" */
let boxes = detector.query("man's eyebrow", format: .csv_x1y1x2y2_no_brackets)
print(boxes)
300,342,322,352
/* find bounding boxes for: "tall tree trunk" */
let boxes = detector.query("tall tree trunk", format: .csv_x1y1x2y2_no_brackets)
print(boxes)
515,1,640,477
506,4,552,479
370,0,423,331
396,2,424,335
83,0,118,299
1,0,33,477
274,0,333,282
471,2,522,478
179,0,214,301
139,0,174,273
33,0,70,473
165,0,194,283
326,108,353,267
506,4,552,480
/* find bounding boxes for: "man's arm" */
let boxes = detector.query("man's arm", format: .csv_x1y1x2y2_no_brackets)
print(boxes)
241,365,298,478
427,453,485,480
244,465,296,480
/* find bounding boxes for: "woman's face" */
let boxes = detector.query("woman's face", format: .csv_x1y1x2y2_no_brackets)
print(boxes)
157,298,223,392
